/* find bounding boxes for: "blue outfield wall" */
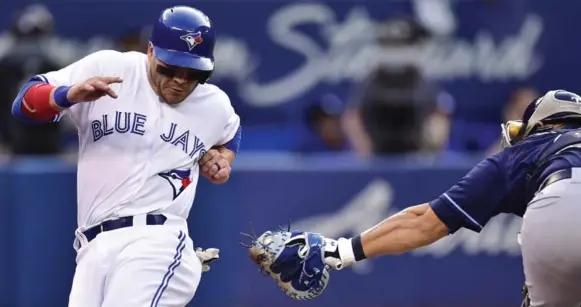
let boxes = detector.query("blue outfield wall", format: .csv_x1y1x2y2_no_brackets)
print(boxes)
0,155,524,307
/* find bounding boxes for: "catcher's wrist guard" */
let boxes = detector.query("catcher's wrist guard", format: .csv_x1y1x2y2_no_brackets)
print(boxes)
351,235,367,261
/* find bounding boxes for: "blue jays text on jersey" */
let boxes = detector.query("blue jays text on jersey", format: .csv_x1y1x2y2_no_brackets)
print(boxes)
91,111,147,140
430,129,581,234
91,111,208,162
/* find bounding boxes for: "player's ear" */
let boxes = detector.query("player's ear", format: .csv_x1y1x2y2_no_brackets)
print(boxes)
147,42,154,58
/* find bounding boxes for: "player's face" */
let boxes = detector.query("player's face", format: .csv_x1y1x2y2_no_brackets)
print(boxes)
154,61,200,104
147,47,200,104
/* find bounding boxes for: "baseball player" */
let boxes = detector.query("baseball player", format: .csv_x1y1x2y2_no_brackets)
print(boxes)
254,90,581,307
11,6,239,307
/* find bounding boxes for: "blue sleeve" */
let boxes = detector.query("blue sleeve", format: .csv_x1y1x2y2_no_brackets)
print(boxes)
429,153,509,233
11,75,61,124
224,125,241,154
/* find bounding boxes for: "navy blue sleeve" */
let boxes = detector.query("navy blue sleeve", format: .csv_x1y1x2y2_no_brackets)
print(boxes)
429,153,509,233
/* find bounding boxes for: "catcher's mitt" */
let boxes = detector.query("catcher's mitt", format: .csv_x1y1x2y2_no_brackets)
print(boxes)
241,226,331,300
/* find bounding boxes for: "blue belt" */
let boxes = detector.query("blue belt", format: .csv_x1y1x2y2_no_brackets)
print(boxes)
83,214,167,243
538,168,572,192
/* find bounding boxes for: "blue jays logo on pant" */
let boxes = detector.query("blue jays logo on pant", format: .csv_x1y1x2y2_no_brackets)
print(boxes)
158,169,192,200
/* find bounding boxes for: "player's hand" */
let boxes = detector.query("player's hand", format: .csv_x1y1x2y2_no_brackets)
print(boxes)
199,149,231,184
66,76,123,103
195,247,219,272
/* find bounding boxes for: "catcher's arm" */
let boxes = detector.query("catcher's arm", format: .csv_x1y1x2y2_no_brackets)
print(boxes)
330,157,506,268
326,203,448,269
360,203,448,257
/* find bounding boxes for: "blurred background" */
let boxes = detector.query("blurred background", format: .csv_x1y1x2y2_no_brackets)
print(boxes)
0,0,577,306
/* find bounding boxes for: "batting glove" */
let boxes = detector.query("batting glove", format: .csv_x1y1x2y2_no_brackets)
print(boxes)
195,247,220,272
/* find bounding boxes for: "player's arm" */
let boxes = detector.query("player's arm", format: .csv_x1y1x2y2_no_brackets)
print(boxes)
13,77,121,123
12,76,74,123
211,120,242,167
199,97,241,184
359,203,448,257
325,155,509,269
11,50,122,125
199,125,241,184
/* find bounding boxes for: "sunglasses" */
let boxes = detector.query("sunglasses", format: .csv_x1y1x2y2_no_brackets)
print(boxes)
156,64,206,81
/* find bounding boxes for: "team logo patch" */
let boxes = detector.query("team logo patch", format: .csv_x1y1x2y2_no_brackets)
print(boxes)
554,90,581,103
180,32,203,51
158,169,192,200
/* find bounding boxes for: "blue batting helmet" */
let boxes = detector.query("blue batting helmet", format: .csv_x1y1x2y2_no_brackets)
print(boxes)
150,6,215,74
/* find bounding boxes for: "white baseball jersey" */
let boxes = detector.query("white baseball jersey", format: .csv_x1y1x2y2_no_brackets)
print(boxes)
40,50,240,228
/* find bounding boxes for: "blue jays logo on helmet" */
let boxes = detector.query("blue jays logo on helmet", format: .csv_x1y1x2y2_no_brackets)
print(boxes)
180,32,203,51
158,169,192,200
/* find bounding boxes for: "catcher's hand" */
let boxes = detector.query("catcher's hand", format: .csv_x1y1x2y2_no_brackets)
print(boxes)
195,247,219,272
241,227,332,300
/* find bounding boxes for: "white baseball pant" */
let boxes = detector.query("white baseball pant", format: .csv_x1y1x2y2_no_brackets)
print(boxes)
67,214,202,307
